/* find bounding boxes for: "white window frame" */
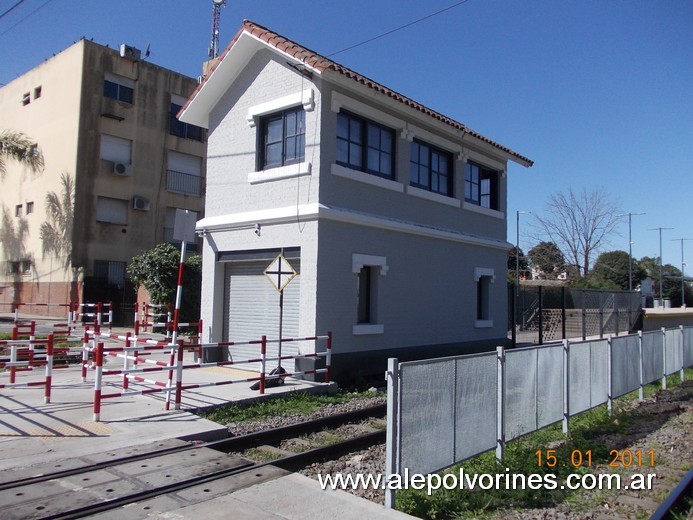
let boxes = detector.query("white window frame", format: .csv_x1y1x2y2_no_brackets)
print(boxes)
474,267,495,328
352,254,388,335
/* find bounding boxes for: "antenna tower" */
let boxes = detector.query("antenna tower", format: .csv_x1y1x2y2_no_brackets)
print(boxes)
208,0,227,59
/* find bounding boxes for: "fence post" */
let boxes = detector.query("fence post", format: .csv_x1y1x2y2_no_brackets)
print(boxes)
599,292,604,339
10,325,17,384
44,334,54,404
680,325,685,382
538,287,544,345
581,291,587,341
385,357,399,510
638,330,645,401
661,327,667,390
562,339,570,434
607,335,613,416
561,286,567,340
496,346,506,461
93,342,104,422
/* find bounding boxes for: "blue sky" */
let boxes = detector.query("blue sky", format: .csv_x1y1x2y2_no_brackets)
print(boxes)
1,0,691,273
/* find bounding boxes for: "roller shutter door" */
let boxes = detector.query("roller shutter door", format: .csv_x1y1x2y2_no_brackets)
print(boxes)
223,260,300,371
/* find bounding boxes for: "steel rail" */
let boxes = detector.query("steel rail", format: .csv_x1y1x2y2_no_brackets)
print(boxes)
45,430,386,519
0,403,386,492
649,466,693,520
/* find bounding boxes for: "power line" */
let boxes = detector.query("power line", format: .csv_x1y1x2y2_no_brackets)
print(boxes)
0,0,25,21
327,0,472,58
0,0,55,38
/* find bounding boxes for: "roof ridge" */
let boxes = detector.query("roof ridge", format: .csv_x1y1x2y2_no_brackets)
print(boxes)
206,20,533,167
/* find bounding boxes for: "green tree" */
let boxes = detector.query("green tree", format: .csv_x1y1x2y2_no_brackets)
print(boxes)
508,246,530,282
590,250,646,290
0,129,44,178
127,243,202,323
528,241,566,280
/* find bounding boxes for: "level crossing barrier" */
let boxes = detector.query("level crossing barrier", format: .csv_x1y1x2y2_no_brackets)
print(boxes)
72,302,112,333
135,302,172,336
86,330,332,421
0,334,57,403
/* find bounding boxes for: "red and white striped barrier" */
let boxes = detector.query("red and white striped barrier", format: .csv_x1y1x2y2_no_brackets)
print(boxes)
0,334,56,403
73,301,112,333
87,331,332,421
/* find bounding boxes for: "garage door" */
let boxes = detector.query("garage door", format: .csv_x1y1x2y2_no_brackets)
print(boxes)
223,260,300,371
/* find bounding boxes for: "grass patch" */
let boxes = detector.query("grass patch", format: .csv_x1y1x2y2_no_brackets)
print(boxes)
197,390,382,424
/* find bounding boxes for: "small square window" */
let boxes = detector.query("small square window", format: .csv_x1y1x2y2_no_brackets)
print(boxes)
33,86,42,99
15,204,23,217
21,260,32,274
26,201,34,214
21,92,30,106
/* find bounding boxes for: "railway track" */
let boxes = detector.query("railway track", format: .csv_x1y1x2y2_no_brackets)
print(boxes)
0,404,386,519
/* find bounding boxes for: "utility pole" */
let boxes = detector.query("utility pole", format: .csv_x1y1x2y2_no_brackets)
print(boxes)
671,238,692,307
208,0,227,59
617,212,645,291
649,227,673,307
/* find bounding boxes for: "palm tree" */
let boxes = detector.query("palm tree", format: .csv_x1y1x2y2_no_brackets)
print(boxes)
39,173,74,270
0,129,44,178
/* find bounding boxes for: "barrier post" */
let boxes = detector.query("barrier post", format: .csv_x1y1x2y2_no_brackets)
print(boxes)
123,332,131,390
108,300,113,333
93,342,104,422
10,324,18,384
260,335,267,394
44,334,54,404
174,340,185,410
325,331,332,384
81,329,89,382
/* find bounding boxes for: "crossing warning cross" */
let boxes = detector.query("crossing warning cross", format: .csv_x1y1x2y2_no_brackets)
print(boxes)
264,254,296,293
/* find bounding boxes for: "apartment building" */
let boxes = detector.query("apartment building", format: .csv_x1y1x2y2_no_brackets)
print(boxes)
0,39,206,320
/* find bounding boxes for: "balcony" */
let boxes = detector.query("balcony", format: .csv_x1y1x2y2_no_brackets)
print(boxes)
166,170,203,197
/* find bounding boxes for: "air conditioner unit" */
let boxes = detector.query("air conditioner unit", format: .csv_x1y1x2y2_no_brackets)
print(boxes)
132,196,150,211
119,44,141,61
112,162,131,176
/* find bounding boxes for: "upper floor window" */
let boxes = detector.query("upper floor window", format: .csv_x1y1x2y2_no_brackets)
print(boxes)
337,111,394,179
465,161,499,210
170,95,204,141
259,107,305,170
410,140,452,196
103,73,134,104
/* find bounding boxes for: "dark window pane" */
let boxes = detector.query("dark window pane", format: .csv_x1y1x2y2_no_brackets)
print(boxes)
350,143,363,167
367,148,379,172
337,114,349,139
337,139,349,164
104,80,118,99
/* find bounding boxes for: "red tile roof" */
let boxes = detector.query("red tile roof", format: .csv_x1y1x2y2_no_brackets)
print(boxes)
205,20,533,167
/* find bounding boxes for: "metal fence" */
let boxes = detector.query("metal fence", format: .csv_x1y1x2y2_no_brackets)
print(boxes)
385,326,693,508
510,285,642,345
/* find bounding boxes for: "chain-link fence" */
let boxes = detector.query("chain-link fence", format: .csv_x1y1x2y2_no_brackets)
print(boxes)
510,284,642,345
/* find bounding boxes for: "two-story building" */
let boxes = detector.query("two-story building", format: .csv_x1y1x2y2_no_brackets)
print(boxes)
180,21,533,381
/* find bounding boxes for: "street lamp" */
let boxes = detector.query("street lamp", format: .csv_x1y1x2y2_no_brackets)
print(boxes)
617,212,645,292
672,238,692,308
649,227,673,307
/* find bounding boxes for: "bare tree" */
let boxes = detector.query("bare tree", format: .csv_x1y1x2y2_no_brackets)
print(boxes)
531,188,621,278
